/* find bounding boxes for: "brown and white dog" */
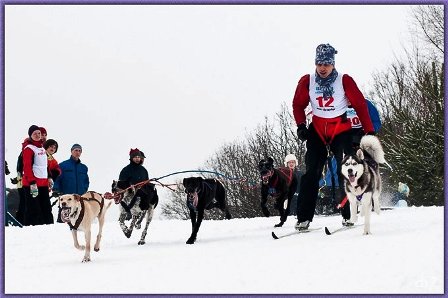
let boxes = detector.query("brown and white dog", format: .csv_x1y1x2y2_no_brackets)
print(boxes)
59,191,112,262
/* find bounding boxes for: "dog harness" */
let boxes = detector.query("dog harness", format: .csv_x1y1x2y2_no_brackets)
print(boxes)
68,191,104,230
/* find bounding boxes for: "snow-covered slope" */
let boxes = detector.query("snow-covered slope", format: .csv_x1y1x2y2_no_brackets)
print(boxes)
4,206,443,294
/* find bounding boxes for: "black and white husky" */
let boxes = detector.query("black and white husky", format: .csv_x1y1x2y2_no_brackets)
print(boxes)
341,135,385,235
111,180,158,245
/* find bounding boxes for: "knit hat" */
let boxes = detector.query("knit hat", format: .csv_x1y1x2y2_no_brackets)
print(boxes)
28,125,40,137
129,148,142,159
140,151,146,158
398,182,410,197
71,144,82,151
284,154,298,167
44,139,59,153
39,127,47,136
315,43,338,65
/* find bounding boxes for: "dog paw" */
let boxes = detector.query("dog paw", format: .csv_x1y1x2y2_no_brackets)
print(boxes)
82,257,91,263
274,222,284,228
94,247,100,252
138,240,145,245
77,245,86,251
186,237,196,244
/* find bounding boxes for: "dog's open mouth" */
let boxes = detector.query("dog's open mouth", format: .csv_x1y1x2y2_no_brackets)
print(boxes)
348,173,357,184
187,192,199,209
60,207,71,223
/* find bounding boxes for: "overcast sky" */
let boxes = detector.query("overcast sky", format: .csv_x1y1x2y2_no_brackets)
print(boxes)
4,4,414,194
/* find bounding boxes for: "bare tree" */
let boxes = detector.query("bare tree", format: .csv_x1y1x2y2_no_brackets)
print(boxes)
161,102,306,219
370,5,444,206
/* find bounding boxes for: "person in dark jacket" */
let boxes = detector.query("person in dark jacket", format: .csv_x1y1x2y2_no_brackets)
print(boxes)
53,143,89,195
284,154,302,216
117,148,151,211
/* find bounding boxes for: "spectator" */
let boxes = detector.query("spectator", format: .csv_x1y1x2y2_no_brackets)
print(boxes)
317,156,340,215
392,182,410,206
284,154,302,216
43,139,61,192
347,98,382,146
21,125,53,225
13,127,50,224
292,43,374,230
53,143,89,195
39,127,48,142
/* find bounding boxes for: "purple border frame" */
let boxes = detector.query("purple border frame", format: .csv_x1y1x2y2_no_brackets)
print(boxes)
0,1,446,297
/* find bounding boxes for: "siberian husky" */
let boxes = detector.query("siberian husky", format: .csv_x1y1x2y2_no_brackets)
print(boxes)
341,135,385,235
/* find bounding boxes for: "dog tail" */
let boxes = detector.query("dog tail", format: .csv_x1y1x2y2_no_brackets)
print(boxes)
360,135,386,164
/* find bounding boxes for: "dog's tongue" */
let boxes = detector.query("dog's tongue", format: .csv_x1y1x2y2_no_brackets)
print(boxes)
349,176,356,183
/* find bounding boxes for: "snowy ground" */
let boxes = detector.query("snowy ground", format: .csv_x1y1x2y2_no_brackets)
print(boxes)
4,206,444,295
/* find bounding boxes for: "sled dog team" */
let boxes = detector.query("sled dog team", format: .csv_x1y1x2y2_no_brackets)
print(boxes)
59,133,385,263
56,43,386,262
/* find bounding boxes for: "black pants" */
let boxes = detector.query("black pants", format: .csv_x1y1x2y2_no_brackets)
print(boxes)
22,186,54,226
296,123,354,222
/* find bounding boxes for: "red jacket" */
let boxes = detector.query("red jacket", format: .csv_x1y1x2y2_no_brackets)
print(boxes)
292,74,374,143
47,154,62,180
22,139,48,187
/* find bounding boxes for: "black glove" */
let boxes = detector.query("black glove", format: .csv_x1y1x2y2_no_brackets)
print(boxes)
10,177,18,184
261,205,270,217
296,123,308,142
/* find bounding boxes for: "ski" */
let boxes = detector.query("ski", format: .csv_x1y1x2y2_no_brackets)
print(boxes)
324,224,362,235
272,227,322,239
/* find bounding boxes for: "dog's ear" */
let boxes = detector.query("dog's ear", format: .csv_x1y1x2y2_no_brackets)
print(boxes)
74,194,81,201
356,148,364,160
182,178,188,186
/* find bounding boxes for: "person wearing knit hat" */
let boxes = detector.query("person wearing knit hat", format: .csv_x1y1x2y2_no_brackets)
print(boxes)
283,153,303,216
291,43,376,231
21,125,53,226
117,148,151,213
28,125,41,138
71,144,82,152
129,148,142,159
53,143,89,198
39,127,48,142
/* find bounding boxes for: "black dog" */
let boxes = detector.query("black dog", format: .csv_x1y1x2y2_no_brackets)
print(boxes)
112,180,159,245
258,157,298,227
182,177,232,244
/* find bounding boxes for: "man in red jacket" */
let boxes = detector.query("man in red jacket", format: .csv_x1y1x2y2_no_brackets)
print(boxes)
292,43,375,230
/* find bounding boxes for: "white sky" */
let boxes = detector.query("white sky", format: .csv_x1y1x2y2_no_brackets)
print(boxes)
4,4,414,194
4,206,444,294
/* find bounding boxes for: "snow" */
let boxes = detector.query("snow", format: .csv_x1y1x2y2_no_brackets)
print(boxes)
4,206,444,294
